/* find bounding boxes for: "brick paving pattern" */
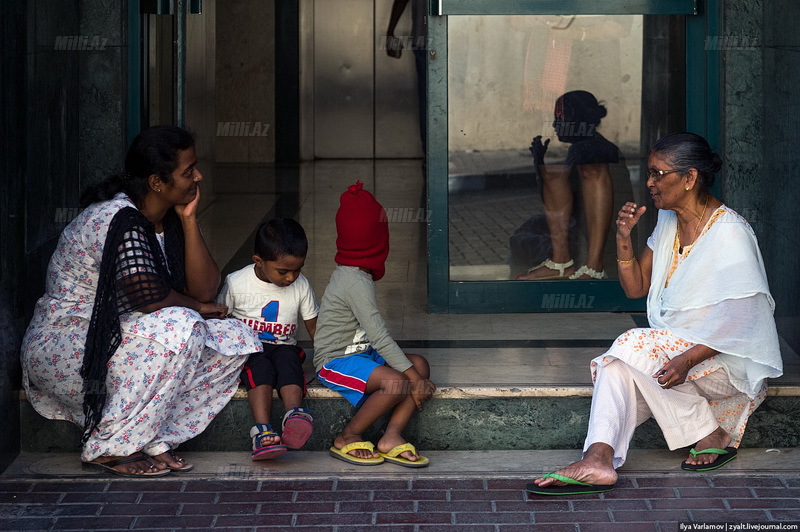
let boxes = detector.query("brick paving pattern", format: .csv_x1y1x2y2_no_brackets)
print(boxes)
2,476,800,530
449,187,538,267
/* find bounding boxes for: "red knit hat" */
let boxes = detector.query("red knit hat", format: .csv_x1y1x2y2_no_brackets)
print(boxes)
335,181,390,281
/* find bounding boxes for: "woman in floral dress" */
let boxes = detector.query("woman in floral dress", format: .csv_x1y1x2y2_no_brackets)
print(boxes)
21,126,261,477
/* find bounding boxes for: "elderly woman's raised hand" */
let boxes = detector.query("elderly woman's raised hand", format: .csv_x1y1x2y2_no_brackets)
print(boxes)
616,201,646,240
529,136,550,168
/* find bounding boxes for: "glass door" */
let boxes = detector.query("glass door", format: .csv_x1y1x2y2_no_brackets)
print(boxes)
427,1,717,312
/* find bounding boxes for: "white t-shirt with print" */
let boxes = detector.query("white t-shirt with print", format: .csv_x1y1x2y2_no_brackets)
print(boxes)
218,265,319,345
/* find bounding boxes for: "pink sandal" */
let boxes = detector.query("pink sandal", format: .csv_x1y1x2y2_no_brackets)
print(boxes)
281,408,314,449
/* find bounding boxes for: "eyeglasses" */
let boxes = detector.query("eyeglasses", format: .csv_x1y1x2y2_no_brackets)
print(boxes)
646,168,684,182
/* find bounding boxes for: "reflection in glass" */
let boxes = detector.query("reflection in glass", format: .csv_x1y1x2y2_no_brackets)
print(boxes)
514,90,630,281
447,15,684,282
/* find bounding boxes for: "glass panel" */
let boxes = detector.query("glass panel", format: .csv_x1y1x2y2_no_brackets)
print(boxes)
146,14,176,126
447,15,685,281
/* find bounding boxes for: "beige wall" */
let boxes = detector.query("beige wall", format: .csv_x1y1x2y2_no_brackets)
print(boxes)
215,0,276,164
447,15,643,157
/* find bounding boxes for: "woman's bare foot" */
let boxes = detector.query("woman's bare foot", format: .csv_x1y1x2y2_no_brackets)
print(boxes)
377,433,420,462
683,427,732,467
533,443,618,487
150,450,193,471
333,433,379,460
89,453,166,475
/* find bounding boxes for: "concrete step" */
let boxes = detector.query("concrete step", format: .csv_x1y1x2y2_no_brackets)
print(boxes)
6,448,800,480
19,383,800,454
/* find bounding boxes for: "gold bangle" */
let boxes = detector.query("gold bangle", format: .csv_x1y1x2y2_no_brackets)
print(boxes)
616,257,636,265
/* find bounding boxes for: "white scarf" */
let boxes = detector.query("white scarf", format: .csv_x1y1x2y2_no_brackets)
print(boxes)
647,206,783,398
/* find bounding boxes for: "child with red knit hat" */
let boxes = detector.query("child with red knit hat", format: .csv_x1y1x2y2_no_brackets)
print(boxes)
313,181,436,467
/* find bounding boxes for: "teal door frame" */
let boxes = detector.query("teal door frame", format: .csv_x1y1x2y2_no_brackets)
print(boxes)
426,0,720,313
127,0,143,144
127,0,203,144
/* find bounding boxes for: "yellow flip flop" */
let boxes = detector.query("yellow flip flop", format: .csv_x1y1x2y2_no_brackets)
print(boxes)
329,441,384,466
378,443,430,468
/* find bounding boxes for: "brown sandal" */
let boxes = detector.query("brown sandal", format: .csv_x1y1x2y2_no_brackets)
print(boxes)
159,449,194,472
83,453,171,478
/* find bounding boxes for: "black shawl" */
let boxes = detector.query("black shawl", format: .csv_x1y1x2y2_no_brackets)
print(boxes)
80,206,186,443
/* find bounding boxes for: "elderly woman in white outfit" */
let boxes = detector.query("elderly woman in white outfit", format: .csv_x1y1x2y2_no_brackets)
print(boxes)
529,132,783,495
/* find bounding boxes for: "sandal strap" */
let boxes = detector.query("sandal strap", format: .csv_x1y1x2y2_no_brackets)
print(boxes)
93,453,161,472
166,450,186,464
689,447,730,456
526,258,574,276
282,407,314,429
251,424,282,449
541,472,592,486
382,442,418,458
568,265,607,280
99,454,151,468
338,441,375,454
250,423,278,439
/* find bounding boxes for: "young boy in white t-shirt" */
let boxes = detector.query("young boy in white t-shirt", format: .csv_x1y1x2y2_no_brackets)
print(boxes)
218,218,318,460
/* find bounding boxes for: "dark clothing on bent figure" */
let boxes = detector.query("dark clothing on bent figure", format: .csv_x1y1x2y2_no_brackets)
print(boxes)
510,134,631,271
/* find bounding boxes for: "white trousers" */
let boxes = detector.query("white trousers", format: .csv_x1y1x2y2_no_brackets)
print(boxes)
583,358,738,468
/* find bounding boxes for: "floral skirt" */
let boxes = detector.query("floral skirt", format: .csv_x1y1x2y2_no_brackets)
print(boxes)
22,306,261,461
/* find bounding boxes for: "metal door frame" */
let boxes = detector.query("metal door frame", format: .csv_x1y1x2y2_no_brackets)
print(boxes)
128,0,202,144
426,0,721,313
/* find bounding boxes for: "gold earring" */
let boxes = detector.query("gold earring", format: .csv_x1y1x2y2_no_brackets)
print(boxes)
685,186,690,191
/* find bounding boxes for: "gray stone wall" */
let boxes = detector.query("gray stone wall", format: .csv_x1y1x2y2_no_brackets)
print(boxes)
0,0,24,464
721,1,763,215
723,0,800,354
760,1,800,353
0,0,128,472
24,0,127,307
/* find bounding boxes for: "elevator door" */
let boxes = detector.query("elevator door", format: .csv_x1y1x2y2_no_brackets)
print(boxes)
306,0,423,159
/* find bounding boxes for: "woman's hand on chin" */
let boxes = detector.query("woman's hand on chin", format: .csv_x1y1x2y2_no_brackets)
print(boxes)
175,184,201,220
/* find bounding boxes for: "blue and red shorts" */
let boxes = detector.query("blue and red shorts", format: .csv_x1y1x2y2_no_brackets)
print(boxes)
317,348,386,407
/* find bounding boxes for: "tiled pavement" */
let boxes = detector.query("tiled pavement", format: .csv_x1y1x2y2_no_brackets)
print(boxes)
3,450,800,530
2,475,800,531
448,185,538,268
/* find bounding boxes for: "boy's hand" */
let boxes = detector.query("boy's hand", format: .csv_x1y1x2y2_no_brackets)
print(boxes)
410,378,436,410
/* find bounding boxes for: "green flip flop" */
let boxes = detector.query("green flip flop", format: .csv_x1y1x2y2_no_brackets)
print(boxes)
681,446,737,471
526,473,615,496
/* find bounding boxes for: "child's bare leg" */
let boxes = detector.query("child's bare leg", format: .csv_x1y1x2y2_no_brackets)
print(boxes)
377,354,430,462
249,385,279,445
333,365,408,459
278,384,303,411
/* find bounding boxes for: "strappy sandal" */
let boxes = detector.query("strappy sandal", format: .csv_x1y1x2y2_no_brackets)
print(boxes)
568,265,608,280
281,407,314,450
516,259,574,280
82,453,171,478
162,449,194,472
250,423,288,460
